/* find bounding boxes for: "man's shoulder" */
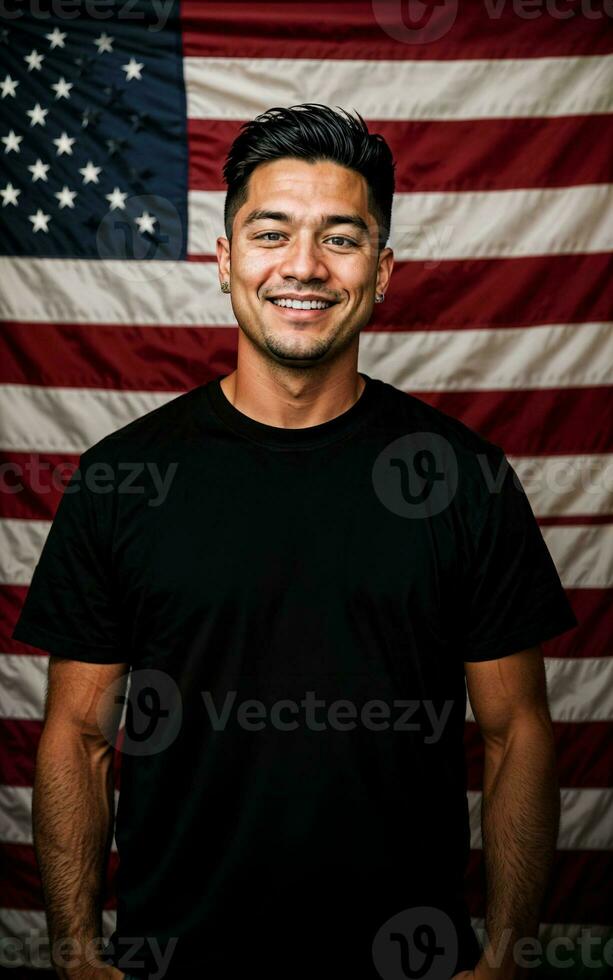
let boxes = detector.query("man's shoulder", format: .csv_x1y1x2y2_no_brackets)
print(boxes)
79,384,205,466
377,378,505,464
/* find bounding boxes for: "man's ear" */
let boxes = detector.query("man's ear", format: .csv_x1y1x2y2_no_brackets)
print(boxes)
216,235,231,282
376,246,394,296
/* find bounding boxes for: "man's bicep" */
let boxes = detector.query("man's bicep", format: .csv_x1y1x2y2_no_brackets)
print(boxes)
464,644,552,747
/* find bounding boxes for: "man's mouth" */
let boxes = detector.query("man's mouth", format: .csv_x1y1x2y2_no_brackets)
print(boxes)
267,298,335,310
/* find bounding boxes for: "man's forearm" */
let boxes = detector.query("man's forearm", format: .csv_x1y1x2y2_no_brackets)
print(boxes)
32,721,116,978
478,717,560,979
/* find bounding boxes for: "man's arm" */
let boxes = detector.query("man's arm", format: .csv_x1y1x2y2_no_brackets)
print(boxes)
457,645,560,980
33,655,129,979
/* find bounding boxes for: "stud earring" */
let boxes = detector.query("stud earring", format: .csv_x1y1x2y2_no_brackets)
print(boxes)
375,292,385,303
220,281,231,293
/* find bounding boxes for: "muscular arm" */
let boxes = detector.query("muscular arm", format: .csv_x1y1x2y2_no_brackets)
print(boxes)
463,645,560,980
33,655,128,979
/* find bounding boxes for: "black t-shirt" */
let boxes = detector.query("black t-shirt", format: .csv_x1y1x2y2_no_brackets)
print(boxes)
12,372,578,979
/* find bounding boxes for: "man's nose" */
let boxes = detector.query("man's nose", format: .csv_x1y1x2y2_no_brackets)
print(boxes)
276,234,330,283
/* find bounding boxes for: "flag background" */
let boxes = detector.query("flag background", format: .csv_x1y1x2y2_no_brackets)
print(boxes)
1,1,612,975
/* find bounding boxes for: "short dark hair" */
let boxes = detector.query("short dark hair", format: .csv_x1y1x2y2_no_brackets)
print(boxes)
222,103,396,251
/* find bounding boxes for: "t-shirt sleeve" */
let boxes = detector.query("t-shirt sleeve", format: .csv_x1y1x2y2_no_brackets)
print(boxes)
460,453,578,662
11,451,127,664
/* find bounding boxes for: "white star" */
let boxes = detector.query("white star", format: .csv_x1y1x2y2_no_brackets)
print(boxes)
135,211,157,235
0,75,18,99
94,32,114,53
24,50,44,72
1,130,23,154
55,185,77,209
29,209,51,233
28,158,50,182
45,28,66,49
51,77,73,100
105,186,128,211
79,160,101,184
121,58,144,81
53,132,75,156
0,182,20,207
26,103,49,127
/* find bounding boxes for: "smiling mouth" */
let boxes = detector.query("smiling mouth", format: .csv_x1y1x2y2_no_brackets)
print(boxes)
267,298,336,310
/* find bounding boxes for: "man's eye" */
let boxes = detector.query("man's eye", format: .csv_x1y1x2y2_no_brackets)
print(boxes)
256,233,284,241
327,236,356,247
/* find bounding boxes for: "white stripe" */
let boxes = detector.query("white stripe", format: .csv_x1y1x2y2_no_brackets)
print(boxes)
2,783,609,851
188,186,613,259
184,55,613,120
466,658,613,724
1,520,609,590
4,654,611,723
0,654,47,720
358,322,613,390
468,788,613,850
0,256,229,326
0,326,610,455
543,524,613,590
0,785,118,851
509,455,613,518
0,384,176,454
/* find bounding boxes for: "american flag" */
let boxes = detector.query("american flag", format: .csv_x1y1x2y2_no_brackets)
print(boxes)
1,0,612,972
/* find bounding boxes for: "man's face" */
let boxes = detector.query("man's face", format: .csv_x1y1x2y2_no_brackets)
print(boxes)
216,158,393,367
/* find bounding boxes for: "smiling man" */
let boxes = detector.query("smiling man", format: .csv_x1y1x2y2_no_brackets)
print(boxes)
13,104,578,980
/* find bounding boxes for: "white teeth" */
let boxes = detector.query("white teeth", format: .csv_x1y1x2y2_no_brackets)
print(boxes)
271,298,332,310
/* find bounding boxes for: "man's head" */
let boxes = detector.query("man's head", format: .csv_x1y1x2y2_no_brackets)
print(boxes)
216,103,395,370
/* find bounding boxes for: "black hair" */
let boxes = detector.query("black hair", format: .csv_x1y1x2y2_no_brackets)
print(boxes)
222,103,396,251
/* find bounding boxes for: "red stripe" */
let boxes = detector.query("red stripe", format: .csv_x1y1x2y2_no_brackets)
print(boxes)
0,718,124,791
466,850,613,924
465,721,613,790
181,1,613,59
2,717,609,791
3,586,608,667
189,116,613,192
184,253,613,330
414,388,613,456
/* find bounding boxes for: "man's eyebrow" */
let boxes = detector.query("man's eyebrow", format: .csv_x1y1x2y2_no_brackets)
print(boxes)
242,209,370,235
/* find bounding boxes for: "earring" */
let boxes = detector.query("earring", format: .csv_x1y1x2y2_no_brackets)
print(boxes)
375,292,385,303
220,281,231,293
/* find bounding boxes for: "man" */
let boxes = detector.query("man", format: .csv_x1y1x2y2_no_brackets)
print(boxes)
13,104,578,980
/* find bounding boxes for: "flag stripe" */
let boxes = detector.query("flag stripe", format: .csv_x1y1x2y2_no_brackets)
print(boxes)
466,850,613,924
3,255,611,330
2,716,610,790
465,721,613,790
2,516,608,588
184,55,613,121
2,654,610,725
189,116,613,192
181,2,613,61
2,784,610,851
188,185,613,259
